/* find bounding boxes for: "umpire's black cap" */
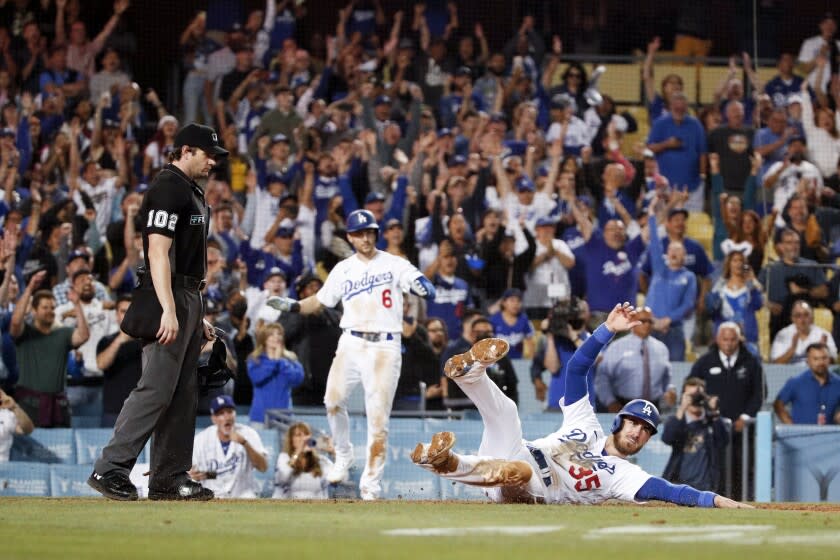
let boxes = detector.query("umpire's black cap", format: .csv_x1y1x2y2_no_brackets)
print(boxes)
175,123,229,157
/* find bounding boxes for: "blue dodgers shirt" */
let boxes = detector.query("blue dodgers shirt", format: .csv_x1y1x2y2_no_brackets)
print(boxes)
776,370,840,425
647,113,707,191
640,236,713,279
644,215,697,323
574,232,645,313
427,274,471,338
489,312,534,360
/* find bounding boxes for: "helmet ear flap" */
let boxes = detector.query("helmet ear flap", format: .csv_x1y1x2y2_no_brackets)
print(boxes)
610,414,623,434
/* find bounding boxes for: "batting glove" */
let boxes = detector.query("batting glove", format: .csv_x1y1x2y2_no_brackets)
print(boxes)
266,296,301,313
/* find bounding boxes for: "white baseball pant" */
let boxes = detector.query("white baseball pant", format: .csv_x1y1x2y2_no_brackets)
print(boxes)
324,332,401,499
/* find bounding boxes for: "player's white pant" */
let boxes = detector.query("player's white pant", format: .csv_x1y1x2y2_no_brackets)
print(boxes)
324,332,401,499
419,363,545,502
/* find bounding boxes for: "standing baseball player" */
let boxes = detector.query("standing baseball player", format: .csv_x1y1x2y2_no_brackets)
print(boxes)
412,303,752,508
267,209,435,500
88,123,227,501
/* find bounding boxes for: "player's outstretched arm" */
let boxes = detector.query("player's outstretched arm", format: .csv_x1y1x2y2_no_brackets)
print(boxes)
635,476,754,508
266,295,322,315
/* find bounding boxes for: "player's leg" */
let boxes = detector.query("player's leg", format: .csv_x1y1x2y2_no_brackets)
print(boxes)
444,338,525,458
323,334,361,482
412,431,533,496
357,340,401,500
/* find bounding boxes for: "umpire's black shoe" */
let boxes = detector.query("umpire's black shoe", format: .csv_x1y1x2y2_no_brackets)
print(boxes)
87,470,139,501
148,477,214,501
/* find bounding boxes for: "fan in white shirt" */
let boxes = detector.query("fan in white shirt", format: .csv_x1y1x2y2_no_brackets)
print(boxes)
771,301,838,364
189,395,269,499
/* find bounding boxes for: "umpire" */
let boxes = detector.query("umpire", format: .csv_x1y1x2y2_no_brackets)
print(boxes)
88,123,228,501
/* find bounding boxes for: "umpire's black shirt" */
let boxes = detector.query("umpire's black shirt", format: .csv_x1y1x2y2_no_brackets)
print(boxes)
140,164,209,279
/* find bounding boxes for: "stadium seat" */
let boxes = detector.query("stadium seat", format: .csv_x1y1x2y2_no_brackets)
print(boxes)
50,464,102,497
596,63,642,104
814,308,833,334
74,428,113,465
686,211,712,227
698,66,731,104
0,462,51,496
30,428,76,464
686,222,714,256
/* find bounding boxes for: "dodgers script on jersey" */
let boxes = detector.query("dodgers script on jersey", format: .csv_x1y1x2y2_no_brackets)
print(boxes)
316,251,423,333
527,395,652,504
192,425,268,499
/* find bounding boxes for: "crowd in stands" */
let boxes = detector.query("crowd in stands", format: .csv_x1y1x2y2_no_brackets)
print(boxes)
1,1,840,499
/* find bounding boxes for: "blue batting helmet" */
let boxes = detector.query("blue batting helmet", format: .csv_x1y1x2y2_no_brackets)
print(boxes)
610,399,660,435
345,209,380,235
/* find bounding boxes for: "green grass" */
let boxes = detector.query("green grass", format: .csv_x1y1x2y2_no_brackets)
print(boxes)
1,499,838,560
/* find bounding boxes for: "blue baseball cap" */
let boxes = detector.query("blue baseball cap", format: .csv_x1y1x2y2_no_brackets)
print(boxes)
365,191,386,204
535,216,557,228
501,288,523,300
437,127,453,138
266,172,286,184
375,95,392,106
210,394,235,414
516,176,535,192
449,154,467,166
270,133,289,145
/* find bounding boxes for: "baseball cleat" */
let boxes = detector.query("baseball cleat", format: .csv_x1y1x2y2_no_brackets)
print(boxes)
444,338,509,379
326,454,355,484
411,431,457,473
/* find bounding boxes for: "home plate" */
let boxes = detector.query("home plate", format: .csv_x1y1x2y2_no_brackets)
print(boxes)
384,526,565,537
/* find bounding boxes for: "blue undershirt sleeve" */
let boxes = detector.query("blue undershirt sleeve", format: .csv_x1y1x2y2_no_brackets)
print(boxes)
635,476,717,507
564,324,614,405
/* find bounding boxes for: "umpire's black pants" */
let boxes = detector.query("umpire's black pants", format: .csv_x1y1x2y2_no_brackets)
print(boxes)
95,288,203,490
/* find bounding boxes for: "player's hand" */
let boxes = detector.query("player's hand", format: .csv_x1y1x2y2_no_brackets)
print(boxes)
604,302,640,333
188,466,208,481
157,309,179,345
202,319,217,341
230,428,247,445
714,495,754,509
265,296,298,313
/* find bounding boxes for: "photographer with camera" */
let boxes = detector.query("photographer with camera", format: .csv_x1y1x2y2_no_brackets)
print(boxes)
531,297,592,409
273,421,334,500
662,377,729,492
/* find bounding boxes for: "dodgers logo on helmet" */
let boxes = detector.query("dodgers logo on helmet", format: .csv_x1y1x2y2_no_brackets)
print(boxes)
610,399,661,435
346,209,380,233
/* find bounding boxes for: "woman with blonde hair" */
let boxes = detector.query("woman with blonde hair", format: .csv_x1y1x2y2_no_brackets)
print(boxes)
272,422,333,499
247,323,304,426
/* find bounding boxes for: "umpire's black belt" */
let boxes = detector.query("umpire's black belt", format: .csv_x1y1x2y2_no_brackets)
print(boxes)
347,331,395,342
526,444,552,487
174,274,206,292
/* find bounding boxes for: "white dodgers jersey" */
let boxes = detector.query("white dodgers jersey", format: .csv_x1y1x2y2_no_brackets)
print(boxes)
527,396,652,504
192,424,268,499
316,251,422,333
